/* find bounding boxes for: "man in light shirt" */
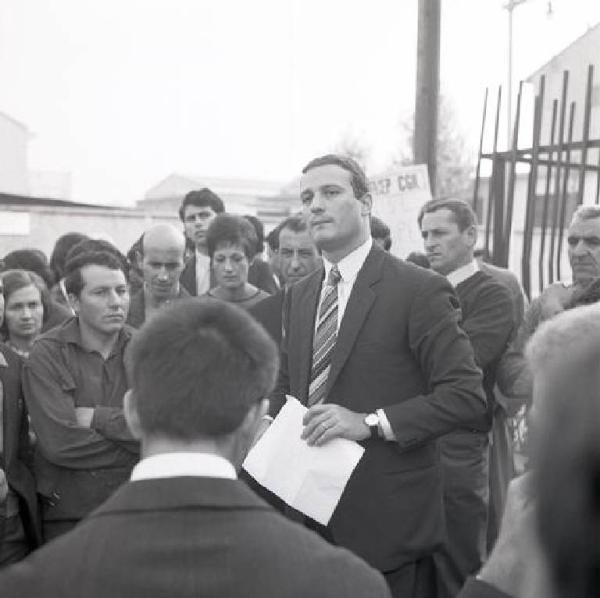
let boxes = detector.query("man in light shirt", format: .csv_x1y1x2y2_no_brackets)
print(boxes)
419,198,514,598
268,154,486,598
179,188,225,296
0,299,391,598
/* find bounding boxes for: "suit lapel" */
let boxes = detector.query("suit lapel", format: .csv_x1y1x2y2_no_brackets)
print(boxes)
292,269,322,404
326,247,384,395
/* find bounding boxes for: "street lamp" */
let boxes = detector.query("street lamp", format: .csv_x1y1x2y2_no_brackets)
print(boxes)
503,0,553,146
504,0,529,147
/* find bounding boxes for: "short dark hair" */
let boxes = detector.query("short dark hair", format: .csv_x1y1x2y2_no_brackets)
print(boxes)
0,269,51,338
243,215,265,254
533,337,600,598
2,249,55,289
266,227,281,252
64,251,127,297
417,198,478,231
278,214,310,237
127,298,279,440
370,216,391,250
206,214,258,261
50,233,89,281
266,214,310,252
65,239,129,275
405,251,431,269
302,154,370,199
179,188,225,221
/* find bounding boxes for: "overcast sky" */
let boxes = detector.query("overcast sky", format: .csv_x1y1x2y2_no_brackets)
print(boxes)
1,0,599,205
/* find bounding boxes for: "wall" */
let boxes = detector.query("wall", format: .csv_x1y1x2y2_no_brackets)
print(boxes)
0,205,180,258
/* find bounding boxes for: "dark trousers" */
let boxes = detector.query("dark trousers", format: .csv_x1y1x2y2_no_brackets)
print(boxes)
384,557,437,598
43,519,79,543
0,514,30,567
434,431,490,598
299,511,437,598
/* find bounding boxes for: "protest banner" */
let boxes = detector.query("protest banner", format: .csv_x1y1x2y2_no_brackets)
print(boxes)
369,164,432,259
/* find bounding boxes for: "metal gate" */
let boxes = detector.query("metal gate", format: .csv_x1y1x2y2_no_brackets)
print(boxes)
473,65,600,300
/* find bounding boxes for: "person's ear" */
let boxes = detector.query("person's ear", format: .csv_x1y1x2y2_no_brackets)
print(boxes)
242,399,269,437
68,294,79,313
465,225,478,248
358,192,372,216
123,389,143,440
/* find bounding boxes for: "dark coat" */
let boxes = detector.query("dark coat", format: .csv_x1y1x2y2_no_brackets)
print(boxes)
0,476,391,598
0,344,41,548
126,286,191,329
272,245,487,572
249,289,286,345
179,254,215,297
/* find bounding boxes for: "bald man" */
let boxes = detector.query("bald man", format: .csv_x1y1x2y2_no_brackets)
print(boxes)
127,224,189,328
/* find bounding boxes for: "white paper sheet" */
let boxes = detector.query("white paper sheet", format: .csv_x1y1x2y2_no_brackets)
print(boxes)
242,395,365,525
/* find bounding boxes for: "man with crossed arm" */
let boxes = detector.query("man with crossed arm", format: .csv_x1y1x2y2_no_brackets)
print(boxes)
23,250,138,542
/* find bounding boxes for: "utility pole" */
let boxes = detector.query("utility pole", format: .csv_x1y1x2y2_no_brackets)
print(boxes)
414,0,441,195
504,0,528,147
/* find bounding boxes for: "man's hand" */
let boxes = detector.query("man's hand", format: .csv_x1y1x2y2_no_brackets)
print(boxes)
75,407,94,428
0,468,8,503
539,283,573,319
302,404,369,446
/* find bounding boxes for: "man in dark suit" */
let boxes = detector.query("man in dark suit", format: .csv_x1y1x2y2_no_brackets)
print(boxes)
419,198,514,597
0,299,390,598
267,154,487,598
250,214,321,344
179,188,225,296
0,276,40,564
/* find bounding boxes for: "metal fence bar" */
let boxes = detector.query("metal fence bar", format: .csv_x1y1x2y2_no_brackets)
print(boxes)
513,157,600,171
538,100,558,294
503,81,524,267
473,88,489,214
577,66,594,206
548,70,569,284
556,102,576,281
522,82,544,299
492,157,506,266
485,86,502,257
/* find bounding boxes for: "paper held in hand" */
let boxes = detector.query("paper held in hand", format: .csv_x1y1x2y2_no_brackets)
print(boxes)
242,395,365,526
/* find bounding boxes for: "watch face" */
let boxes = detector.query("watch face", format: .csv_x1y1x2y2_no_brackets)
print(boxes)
365,413,378,426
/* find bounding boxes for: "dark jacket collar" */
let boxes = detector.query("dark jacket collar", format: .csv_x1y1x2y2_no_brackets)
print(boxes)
90,476,272,518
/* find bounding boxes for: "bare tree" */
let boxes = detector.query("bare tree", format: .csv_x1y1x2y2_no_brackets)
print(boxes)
392,94,475,198
333,130,371,172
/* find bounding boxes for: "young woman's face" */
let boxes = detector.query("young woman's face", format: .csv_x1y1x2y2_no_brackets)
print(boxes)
212,243,250,290
4,284,44,341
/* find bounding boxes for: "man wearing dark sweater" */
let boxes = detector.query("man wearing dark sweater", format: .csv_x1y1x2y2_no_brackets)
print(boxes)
420,198,514,598
249,214,321,345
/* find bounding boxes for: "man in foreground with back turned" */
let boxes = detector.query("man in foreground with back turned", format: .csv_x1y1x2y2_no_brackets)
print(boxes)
0,298,390,598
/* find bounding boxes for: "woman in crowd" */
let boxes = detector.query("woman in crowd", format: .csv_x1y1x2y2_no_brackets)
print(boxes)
0,270,64,358
205,214,270,309
0,275,40,566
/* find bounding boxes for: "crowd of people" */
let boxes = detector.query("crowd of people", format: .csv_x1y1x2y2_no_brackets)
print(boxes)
0,153,598,598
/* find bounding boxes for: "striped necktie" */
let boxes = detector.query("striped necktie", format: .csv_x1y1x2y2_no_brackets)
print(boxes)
308,265,342,407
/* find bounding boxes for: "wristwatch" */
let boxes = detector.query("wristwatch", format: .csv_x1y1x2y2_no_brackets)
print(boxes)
364,412,380,439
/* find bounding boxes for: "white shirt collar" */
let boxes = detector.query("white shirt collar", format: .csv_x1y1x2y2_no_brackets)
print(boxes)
323,237,373,283
195,248,210,264
130,452,237,481
446,259,479,288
